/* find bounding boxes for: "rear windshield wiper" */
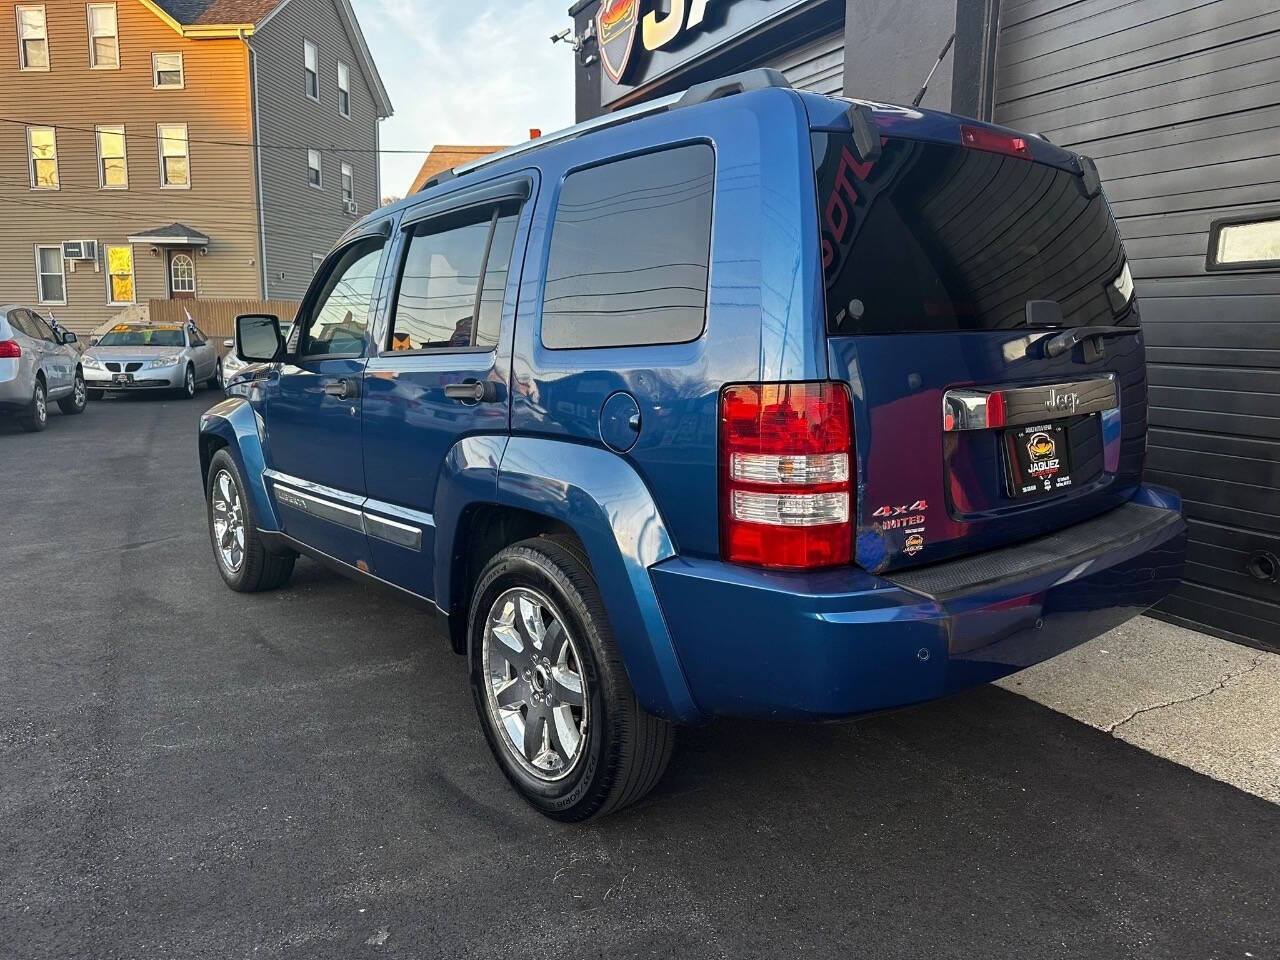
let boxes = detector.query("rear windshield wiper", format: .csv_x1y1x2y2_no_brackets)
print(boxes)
1043,325,1139,358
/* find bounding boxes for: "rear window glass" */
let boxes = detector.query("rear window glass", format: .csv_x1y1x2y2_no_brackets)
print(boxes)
541,143,713,349
814,134,1135,335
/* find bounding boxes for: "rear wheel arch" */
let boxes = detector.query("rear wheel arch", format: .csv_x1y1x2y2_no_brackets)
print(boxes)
447,503,584,657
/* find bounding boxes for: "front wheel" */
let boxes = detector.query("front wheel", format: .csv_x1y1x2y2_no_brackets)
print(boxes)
181,364,196,399
58,371,87,415
19,379,48,432
469,537,674,821
205,448,295,592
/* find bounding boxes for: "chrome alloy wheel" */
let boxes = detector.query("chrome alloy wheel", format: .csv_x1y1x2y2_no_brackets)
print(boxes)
184,366,195,397
73,375,85,408
210,469,246,573
482,587,588,780
33,384,47,423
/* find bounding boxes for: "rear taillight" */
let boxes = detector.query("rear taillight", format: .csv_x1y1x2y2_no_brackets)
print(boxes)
0,339,21,358
720,381,853,569
960,124,1030,159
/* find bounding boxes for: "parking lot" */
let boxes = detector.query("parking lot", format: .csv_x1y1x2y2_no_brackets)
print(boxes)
2,393,1278,959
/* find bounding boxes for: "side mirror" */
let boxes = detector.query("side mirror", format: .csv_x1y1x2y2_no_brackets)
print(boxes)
89,336,100,346
235,313,285,363
60,331,78,345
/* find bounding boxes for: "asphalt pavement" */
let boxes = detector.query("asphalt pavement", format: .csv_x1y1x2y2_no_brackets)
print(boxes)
2,393,1278,959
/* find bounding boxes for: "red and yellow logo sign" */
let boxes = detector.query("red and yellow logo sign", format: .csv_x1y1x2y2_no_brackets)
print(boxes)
596,0,639,84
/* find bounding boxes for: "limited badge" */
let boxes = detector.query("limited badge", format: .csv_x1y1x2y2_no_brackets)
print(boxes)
596,0,639,84
904,532,925,556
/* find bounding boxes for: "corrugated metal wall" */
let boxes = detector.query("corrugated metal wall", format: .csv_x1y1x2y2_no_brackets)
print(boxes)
994,0,1280,647
767,29,846,96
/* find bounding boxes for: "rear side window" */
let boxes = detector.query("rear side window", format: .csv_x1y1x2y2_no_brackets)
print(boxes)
389,202,520,352
815,134,1133,334
541,143,714,349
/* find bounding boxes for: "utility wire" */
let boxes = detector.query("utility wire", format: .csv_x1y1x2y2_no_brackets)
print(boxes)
0,115,434,155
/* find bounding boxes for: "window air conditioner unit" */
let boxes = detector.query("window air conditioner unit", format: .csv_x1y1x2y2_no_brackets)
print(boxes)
62,240,98,262
344,200,358,215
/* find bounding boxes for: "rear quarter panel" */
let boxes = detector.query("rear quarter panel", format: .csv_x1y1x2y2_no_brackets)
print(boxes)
508,88,829,559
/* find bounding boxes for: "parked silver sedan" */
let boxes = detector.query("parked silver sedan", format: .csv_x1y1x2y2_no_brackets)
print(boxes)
0,304,86,432
83,321,219,400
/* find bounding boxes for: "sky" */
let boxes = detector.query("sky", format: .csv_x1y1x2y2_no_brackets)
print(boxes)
355,0,578,199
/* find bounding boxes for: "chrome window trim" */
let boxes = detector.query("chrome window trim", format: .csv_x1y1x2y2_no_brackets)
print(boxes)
943,376,1118,432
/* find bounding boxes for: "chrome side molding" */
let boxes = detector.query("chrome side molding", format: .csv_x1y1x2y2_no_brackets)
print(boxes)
943,376,1117,432
269,472,426,552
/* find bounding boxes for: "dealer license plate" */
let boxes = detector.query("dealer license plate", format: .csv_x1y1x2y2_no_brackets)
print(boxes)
1005,422,1075,499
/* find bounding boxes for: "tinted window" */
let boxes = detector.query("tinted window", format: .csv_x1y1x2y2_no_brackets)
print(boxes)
541,144,713,349
28,311,57,342
301,238,384,357
97,325,185,347
814,134,1134,335
8,310,37,339
388,202,519,352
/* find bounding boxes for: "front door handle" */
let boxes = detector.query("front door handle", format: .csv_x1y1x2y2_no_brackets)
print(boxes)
444,379,500,403
323,378,359,399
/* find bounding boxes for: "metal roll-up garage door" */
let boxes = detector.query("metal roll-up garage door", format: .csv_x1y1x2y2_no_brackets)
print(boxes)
766,28,845,96
993,0,1280,649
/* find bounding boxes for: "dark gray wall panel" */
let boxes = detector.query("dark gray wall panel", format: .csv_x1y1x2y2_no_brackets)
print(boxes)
250,0,381,300
995,0,1280,646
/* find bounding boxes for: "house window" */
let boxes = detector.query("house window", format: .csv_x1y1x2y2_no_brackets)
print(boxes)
1208,216,1280,270
96,124,127,188
34,245,65,304
87,3,118,69
105,244,134,304
152,52,184,88
341,162,353,205
337,61,350,117
170,253,195,294
157,123,189,187
16,5,48,71
303,40,318,100
27,126,58,189
307,148,322,188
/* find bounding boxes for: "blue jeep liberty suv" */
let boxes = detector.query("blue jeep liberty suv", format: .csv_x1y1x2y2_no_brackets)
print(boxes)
199,70,1187,821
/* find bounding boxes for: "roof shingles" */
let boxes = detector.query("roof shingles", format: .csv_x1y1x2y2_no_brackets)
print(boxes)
151,0,285,26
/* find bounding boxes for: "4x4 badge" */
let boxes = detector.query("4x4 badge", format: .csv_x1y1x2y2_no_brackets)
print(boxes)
596,0,639,84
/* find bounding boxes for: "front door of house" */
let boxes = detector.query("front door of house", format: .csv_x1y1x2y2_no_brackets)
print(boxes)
167,249,196,299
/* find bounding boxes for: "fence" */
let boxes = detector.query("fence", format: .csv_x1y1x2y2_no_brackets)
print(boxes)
148,299,301,341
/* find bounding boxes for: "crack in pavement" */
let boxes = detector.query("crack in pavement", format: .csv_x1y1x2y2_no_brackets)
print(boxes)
1105,653,1268,734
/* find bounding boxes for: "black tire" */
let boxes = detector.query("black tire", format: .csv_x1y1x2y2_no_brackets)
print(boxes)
18,378,48,432
58,370,87,415
180,364,196,399
87,389,105,401
469,536,674,821
205,448,295,592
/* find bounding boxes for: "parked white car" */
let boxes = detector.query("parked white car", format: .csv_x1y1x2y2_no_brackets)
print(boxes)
83,321,218,399
218,323,291,390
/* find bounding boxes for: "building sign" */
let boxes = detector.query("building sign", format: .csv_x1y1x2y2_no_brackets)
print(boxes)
596,0,812,105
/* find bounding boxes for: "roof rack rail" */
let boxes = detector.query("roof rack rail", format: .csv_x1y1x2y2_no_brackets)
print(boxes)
675,67,791,109
416,68,794,193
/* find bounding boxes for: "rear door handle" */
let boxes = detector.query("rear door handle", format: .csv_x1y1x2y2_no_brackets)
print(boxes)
444,379,500,403
323,378,359,399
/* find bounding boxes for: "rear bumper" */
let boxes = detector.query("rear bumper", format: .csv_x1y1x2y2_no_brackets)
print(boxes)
650,486,1186,720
